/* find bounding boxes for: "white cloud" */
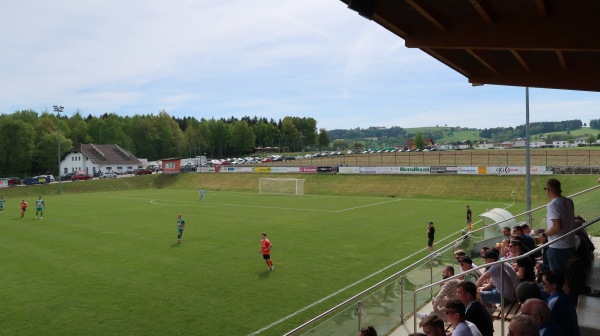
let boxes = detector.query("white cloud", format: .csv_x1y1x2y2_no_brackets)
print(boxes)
1,1,598,130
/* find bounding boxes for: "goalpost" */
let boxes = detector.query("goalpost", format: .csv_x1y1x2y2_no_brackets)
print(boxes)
259,178,305,196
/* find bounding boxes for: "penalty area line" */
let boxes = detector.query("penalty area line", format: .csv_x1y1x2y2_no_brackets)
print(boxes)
248,248,424,336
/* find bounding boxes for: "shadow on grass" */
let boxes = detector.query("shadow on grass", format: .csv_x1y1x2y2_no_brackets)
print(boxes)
170,242,182,248
258,269,272,279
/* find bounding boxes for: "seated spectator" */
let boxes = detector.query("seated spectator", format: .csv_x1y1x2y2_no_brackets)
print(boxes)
489,247,501,257
444,299,482,336
509,239,536,283
535,228,550,271
573,215,595,270
502,226,512,239
480,246,490,258
359,326,377,336
458,256,481,284
417,266,460,319
456,281,493,336
501,238,512,259
418,314,445,336
508,314,539,336
521,223,533,236
520,298,566,336
476,250,519,307
512,225,536,252
541,270,580,336
515,281,541,304
454,249,467,260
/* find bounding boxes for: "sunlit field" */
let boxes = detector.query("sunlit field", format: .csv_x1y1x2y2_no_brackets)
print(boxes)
0,188,518,335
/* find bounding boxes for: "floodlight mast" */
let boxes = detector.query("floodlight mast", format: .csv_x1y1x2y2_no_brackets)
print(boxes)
53,105,64,194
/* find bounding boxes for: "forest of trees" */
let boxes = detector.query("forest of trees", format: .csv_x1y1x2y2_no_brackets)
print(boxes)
326,119,600,150
0,110,323,177
1,109,598,177
479,120,584,139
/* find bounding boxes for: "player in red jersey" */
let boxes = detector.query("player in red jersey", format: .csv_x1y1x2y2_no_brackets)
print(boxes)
20,200,28,218
259,232,274,270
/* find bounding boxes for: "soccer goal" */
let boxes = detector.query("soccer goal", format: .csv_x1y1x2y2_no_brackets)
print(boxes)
259,178,305,196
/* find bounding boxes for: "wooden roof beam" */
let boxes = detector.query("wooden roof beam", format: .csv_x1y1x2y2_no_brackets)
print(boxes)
422,48,470,77
467,49,499,74
404,0,449,31
373,11,411,38
533,0,551,17
469,0,496,24
404,23,600,51
510,50,532,72
556,51,567,70
469,66,600,92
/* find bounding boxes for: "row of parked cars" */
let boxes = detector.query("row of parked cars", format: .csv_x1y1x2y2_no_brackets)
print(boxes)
5,167,157,186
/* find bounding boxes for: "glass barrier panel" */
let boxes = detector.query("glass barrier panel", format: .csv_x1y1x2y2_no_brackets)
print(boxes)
300,305,358,336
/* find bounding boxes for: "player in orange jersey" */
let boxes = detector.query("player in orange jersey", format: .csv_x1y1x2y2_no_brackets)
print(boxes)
20,199,28,218
259,232,274,270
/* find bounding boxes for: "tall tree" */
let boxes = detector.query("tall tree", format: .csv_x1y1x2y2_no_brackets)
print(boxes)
318,128,330,149
252,120,280,148
0,117,36,175
229,120,256,155
154,111,185,158
280,118,301,151
33,132,73,175
414,132,425,149
125,115,160,159
587,135,596,147
67,111,90,146
332,139,348,150
207,119,230,158
197,120,211,156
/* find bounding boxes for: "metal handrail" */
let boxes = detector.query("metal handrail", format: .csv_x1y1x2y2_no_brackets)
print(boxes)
411,215,600,335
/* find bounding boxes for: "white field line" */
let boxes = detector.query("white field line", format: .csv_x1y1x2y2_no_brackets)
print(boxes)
109,196,335,213
248,248,426,336
110,195,398,213
335,198,403,212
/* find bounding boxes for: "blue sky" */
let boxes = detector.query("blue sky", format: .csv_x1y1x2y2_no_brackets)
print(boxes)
1,1,598,130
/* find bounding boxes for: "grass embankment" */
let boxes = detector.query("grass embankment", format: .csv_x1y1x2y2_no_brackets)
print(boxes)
2,173,597,203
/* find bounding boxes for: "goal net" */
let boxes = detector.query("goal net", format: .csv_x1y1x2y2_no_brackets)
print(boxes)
259,178,305,196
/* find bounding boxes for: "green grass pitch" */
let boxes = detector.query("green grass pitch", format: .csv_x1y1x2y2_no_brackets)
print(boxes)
0,190,515,335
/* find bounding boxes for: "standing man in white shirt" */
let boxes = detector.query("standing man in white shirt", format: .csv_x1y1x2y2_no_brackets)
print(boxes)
541,178,576,274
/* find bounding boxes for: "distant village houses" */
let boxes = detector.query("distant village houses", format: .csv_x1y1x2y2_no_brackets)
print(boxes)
475,142,495,149
405,137,435,150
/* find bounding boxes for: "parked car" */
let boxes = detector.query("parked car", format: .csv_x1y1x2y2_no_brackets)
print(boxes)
180,164,197,172
100,172,118,179
134,168,153,175
24,176,51,185
60,172,76,181
7,177,21,186
71,173,93,181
